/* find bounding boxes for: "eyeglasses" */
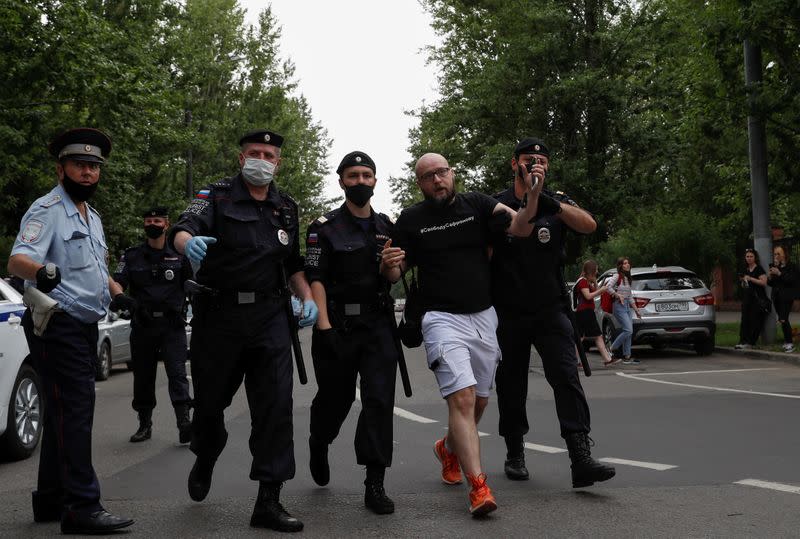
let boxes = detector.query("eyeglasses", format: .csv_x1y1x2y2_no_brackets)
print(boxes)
418,167,451,182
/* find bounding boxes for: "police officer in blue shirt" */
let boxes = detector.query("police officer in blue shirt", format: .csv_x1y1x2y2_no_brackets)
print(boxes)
113,207,193,444
304,151,398,515
491,137,616,489
170,129,317,533
7,128,134,534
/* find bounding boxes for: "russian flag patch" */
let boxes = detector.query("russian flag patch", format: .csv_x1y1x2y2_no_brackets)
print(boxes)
308,233,318,244
196,189,210,199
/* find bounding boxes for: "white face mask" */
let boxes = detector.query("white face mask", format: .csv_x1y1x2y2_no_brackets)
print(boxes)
241,158,276,187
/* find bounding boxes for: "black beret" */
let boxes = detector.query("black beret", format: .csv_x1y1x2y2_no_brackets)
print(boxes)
48,128,112,163
514,137,549,158
142,207,169,218
336,151,376,176
238,129,284,148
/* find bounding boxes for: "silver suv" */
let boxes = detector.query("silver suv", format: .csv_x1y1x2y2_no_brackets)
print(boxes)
596,266,716,355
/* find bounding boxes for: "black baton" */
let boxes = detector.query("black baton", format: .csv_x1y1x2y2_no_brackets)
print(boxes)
565,305,592,377
280,267,307,385
387,305,413,397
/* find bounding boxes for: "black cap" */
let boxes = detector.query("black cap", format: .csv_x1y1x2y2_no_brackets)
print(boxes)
336,151,376,176
238,129,284,148
514,137,549,158
48,128,112,163
142,206,169,218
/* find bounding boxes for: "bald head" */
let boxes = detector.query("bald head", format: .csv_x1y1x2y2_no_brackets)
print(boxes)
415,153,448,178
415,152,456,206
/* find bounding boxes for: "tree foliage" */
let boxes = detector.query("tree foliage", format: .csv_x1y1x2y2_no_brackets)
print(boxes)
0,0,331,269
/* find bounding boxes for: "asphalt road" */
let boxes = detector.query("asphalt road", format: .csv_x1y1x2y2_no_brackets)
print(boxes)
1,332,799,538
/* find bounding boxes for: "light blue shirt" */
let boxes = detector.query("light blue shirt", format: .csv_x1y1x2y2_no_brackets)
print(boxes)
11,183,111,323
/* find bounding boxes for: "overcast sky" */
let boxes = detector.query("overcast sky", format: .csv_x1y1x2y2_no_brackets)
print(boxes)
240,0,440,216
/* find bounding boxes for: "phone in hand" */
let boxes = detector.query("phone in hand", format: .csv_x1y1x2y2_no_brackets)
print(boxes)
525,158,541,189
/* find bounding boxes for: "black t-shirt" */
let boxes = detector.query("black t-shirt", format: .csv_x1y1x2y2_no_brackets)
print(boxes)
392,192,497,314
742,264,768,305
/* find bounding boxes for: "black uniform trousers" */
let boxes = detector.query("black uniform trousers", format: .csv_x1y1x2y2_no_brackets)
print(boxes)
189,297,295,482
130,320,190,413
22,310,103,515
495,306,591,439
309,316,397,468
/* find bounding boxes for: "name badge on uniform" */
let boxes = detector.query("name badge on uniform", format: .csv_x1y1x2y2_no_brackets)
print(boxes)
277,229,289,245
537,227,551,244
164,269,174,281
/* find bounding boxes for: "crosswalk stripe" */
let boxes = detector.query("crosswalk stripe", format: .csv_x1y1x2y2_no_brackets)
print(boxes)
393,406,438,424
524,442,567,454
734,479,800,494
598,457,677,471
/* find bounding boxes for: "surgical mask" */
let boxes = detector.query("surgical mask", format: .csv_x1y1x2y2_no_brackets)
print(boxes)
144,225,165,239
61,170,99,202
344,183,374,208
241,158,275,187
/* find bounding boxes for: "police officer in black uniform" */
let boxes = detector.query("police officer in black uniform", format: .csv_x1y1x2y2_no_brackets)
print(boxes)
491,137,616,488
8,128,134,533
170,129,317,533
305,151,398,515
113,207,193,444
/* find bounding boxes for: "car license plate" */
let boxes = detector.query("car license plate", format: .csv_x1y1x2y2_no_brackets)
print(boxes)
655,302,689,312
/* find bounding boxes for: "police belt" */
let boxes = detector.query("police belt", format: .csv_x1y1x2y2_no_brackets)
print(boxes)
328,300,385,318
198,287,284,305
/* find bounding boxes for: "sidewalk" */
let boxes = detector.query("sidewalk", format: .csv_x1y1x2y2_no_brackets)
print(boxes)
714,310,800,367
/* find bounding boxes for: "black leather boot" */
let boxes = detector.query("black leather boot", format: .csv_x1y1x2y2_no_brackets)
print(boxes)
129,411,152,443
250,481,303,532
565,432,616,488
174,403,192,444
503,435,529,481
187,456,216,501
309,436,330,486
364,466,395,515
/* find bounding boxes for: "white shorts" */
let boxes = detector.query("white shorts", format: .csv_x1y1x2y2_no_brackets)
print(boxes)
421,307,501,399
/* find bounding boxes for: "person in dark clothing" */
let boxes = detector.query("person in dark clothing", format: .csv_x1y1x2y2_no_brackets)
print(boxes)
768,244,797,352
8,128,134,534
736,248,769,349
170,129,317,533
305,151,399,515
113,207,193,444
490,137,616,488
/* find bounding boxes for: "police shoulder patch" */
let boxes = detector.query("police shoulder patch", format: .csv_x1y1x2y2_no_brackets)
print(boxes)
21,219,44,243
39,194,62,208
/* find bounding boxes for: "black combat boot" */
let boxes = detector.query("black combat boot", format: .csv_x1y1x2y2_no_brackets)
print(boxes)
187,456,216,501
309,436,330,486
565,432,616,488
503,435,529,481
174,403,192,444
364,466,395,515
129,411,152,443
250,481,304,532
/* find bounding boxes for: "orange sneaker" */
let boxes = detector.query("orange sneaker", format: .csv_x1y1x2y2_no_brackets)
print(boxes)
433,438,462,485
467,473,497,516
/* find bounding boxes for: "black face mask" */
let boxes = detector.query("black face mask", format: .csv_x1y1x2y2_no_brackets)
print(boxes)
61,169,99,202
144,225,165,239
344,183,374,208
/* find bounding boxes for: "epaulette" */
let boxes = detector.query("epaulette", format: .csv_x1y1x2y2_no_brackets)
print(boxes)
312,207,340,227
212,179,231,190
39,194,62,208
87,203,101,217
551,190,580,208
377,212,395,226
279,191,298,208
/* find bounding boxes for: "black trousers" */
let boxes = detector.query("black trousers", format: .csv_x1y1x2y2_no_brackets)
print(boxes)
130,322,190,413
495,308,591,439
309,317,397,468
775,298,794,344
189,298,295,482
22,310,103,515
739,301,766,345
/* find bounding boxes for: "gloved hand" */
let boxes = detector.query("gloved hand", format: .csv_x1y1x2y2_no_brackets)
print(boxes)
185,236,217,263
35,264,61,293
299,299,319,328
110,293,137,314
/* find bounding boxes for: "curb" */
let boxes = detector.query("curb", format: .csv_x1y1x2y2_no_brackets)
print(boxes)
716,346,800,368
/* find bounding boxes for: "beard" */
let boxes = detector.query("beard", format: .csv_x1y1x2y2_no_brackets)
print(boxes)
424,186,456,209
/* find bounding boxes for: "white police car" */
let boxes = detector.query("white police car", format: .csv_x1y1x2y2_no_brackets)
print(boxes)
0,278,43,460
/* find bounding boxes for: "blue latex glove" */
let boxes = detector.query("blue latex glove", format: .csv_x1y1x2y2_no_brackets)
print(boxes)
185,236,217,263
299,299,318,328
290,296,302,317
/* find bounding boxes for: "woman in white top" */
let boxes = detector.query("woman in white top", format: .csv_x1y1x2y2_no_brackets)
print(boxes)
605,257,642,364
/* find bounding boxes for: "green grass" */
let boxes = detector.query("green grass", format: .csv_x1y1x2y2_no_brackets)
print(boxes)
716,321,799,351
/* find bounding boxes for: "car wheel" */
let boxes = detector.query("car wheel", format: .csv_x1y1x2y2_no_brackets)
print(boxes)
603,321,616,352
95,341,112,381
695,336,715,356
0,363,44,460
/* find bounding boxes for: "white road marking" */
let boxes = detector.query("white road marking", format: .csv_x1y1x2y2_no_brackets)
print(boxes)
735,479,800,494
599,457,677,471
524,442,567,454
616,372,800,399
478,431,490,437
393,407,438,424
632,368,779,377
